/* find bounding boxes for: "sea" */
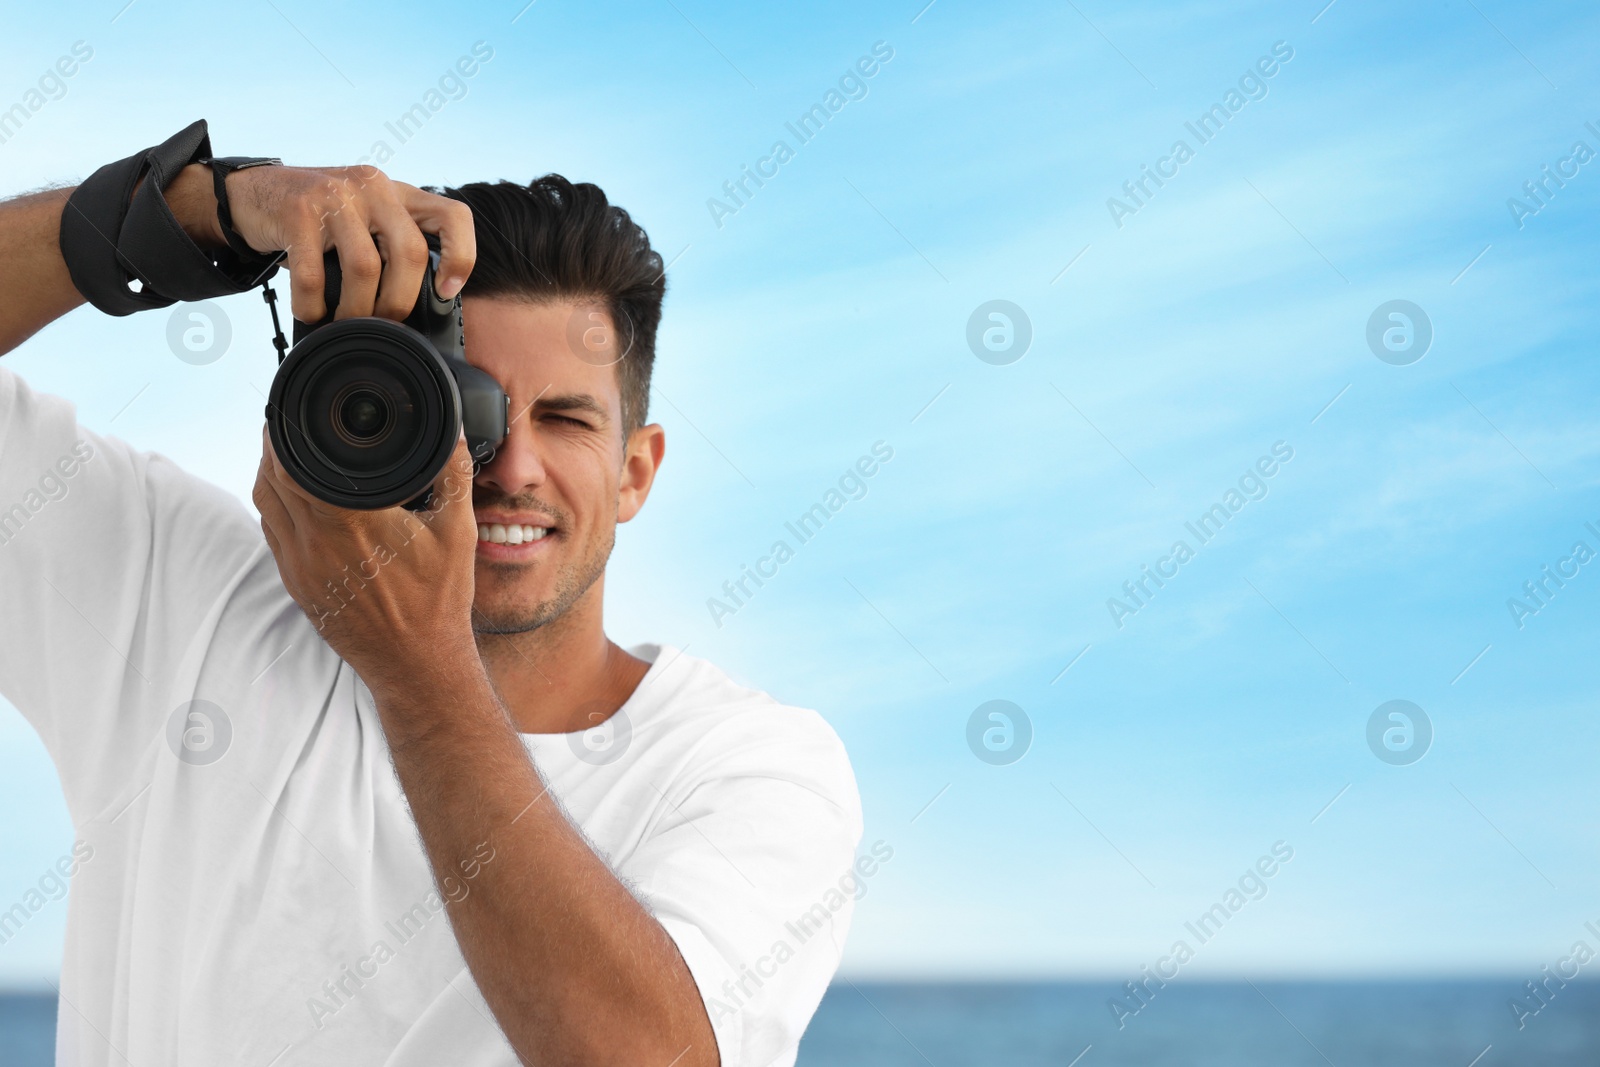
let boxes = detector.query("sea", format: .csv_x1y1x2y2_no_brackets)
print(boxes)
1,980,1596,1065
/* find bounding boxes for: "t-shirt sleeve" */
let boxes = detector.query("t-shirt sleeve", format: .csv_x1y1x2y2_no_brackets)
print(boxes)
620,705,864,1067
0,365,267,820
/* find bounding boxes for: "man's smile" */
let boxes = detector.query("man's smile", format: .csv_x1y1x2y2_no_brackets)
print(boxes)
474,513,558,561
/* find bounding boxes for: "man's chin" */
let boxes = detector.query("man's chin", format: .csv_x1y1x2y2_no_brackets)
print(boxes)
470,598,560,636
470,534,611,638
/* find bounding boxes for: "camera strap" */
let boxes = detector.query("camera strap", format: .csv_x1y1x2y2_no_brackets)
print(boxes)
58,118,284,316
262,284,290,363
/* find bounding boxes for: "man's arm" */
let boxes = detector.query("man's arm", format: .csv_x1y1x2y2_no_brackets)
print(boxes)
0,168,224,355
0,186,88,355
253,434,720,1067
0,155,477,358
381,641,720,1066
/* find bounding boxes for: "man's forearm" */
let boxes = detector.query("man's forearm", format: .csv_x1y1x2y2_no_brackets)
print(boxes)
0,187,83,356
0,165,222,357
372,660,719,1067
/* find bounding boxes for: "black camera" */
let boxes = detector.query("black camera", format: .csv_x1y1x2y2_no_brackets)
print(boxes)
264,243,508,510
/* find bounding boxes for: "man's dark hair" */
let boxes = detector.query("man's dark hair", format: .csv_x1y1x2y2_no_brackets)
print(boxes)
436,175,664,438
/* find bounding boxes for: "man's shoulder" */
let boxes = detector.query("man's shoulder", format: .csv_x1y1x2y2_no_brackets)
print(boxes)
633,643,846,741
630,644,857,799
0,363,261,537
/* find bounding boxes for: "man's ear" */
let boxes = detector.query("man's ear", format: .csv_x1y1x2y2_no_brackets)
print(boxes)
617,423,665,523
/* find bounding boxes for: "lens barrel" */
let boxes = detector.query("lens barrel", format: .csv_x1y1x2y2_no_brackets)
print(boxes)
266,316,463,510
264,242,507,511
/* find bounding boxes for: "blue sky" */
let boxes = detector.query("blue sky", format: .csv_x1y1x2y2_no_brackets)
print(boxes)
2,0,1599,987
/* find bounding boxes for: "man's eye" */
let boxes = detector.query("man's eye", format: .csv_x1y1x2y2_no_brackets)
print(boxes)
546,414,588,428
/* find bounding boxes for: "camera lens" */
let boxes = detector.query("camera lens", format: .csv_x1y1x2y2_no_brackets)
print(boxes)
266,318,461,509
302,354,425,475
336,387,391,443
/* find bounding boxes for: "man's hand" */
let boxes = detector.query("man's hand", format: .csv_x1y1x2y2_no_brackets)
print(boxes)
252,426,482,710
165,161,476,323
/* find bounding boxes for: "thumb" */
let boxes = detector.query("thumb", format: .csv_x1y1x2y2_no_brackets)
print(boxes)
427,431,476,516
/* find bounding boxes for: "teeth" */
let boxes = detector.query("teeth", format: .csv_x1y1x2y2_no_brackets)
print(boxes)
476,523,550,544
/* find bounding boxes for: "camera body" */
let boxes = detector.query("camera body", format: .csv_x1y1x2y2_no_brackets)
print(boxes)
265,244,508,510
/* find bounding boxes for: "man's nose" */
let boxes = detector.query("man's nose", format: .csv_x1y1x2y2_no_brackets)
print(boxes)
474,415,547,498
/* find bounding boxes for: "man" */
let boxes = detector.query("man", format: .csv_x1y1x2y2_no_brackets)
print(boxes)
0,123,862,1066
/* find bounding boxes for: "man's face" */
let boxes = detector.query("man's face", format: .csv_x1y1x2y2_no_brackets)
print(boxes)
461,296,663,635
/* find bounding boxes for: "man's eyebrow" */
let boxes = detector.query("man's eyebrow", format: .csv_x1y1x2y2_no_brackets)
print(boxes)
532,392,610,424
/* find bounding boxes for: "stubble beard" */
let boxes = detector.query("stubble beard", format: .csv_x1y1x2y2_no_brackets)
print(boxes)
470,527,614,636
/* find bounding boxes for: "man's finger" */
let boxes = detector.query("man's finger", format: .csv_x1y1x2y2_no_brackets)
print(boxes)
259,517,285,571
445,431,475,493
415,433,476,526
396,183,476,300
262,422,332,512
254,449,298,538
328,210,382,320
370,197,431,322
284,221,329,324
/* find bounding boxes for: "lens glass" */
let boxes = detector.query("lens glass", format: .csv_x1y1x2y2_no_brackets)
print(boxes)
334,386,392,444
300,352,426,477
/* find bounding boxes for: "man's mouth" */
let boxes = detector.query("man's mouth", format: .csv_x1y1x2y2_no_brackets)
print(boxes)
475,522,550,545
473,515,558,561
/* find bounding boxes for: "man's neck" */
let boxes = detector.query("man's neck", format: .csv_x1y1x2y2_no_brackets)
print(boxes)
473,585,650,735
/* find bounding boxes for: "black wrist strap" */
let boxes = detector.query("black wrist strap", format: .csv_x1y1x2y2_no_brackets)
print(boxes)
201,155,284,277
58,119,284,316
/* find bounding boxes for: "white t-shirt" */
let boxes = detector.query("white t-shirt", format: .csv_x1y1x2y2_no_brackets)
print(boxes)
0,366,863,1067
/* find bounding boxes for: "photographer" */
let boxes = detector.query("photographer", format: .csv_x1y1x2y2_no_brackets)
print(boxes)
0,121,860,1067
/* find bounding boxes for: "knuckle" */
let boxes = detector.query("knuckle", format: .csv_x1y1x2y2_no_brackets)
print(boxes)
313,176,345,207
345,249,382,280
293,198,335,232
391,231,430,268
342,165,388,185
396,238,428,271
